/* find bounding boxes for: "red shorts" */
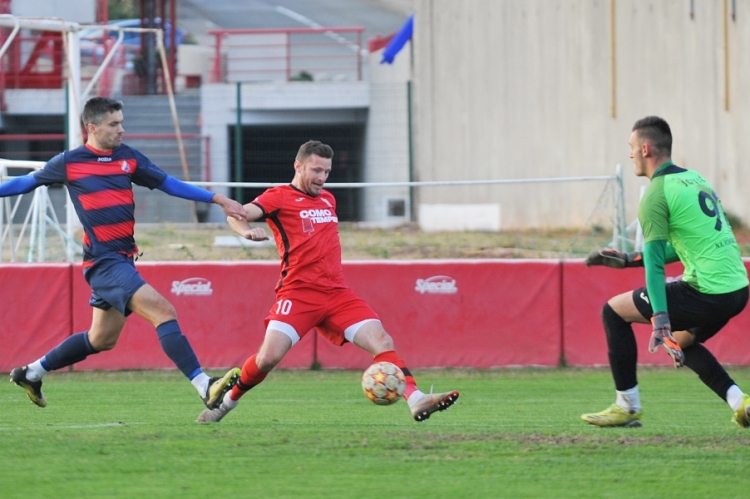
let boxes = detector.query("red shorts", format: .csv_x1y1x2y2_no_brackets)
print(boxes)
264,287,379,346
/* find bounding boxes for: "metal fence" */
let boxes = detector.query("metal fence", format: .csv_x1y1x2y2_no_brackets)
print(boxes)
208,27,365,83
0,162,628,262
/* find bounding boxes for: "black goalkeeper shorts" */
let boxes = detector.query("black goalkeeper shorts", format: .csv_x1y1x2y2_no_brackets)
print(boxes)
632,281,748,344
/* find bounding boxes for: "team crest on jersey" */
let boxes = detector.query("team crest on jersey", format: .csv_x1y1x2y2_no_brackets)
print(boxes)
121,161,130,172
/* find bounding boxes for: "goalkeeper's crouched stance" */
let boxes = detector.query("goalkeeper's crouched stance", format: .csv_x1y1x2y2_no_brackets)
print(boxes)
580,115,750,429
582,244,749,428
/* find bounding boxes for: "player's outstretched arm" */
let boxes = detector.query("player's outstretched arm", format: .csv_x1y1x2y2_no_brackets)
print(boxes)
157,176,245,219
211,192,246,221
0,175,41,197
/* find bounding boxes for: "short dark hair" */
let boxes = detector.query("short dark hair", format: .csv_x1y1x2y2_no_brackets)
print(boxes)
82,97,123,126
296,140,334,162
632,116,672,157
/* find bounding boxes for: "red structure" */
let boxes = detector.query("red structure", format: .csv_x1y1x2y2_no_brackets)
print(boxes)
0,0,178,101
2,259,750,372
4,31,64,90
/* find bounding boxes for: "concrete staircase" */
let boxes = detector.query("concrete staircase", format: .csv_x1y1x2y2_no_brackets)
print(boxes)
114,90,208,223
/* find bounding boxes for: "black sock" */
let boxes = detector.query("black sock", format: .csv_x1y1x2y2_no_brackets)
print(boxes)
42,331,99,371
602,303,638,391
156,320,202,379
683,343,735,401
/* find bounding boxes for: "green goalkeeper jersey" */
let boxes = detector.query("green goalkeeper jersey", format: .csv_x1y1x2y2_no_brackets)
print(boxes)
639,162,748,314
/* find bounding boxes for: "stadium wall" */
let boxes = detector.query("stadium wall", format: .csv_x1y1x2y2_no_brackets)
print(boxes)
412,0,750,229
2,260,750,372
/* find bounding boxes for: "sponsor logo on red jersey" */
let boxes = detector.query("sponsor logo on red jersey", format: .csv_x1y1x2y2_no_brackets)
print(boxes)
299,208,338,224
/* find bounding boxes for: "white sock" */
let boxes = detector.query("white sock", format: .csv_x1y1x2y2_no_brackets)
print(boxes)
615,386,641,413
222,391,239,409
191,373,210,397
407,390,424,408
726,385,745,411
25,360,48,382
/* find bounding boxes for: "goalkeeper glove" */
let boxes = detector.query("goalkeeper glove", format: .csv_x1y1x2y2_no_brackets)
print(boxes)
648,312,685,368
585,248,643,269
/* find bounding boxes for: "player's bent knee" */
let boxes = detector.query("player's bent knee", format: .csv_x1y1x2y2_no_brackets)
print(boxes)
351,323,395,354
255,329,293,371
88,333,119,351
373,332,395,351
345,319,385,342
254,351,282,372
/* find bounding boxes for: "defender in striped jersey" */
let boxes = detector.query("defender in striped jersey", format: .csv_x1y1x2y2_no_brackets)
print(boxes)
582,116,750,428
197,140,459,424
3,97,245,412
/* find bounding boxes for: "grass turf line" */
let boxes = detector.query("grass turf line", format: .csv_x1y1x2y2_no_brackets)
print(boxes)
1,368,750,499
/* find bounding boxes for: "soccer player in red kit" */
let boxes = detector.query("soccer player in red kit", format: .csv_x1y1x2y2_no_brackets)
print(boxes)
197,140,459,423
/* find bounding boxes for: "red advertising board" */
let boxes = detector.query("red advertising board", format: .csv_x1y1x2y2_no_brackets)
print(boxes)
3,259,749,373
314,260,563,369
562,259,750,366
70,261,315,371
0,263,72,372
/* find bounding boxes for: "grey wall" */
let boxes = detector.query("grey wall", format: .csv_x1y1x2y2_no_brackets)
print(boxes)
413,0,750,229
362,41,412,225
12,0,96,23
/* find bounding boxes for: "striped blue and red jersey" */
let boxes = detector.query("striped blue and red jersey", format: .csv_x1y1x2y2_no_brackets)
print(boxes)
33,143,168,267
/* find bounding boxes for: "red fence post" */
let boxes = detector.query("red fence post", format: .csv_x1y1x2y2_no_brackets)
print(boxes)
210,32,223,83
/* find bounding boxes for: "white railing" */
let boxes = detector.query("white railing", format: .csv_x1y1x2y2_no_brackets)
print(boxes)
0,159,81,262
0,163,629,262
193,165,630,252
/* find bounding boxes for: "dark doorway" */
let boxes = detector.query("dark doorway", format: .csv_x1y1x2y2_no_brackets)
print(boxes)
229,123,365,221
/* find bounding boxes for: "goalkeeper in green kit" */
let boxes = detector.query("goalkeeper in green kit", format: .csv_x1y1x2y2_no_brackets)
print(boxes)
581,116,750,428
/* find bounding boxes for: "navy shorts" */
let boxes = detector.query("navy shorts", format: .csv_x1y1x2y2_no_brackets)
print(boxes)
83,254,146,316
632,280,748,344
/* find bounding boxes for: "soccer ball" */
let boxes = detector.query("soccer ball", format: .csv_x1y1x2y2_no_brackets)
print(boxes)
362,362,405,405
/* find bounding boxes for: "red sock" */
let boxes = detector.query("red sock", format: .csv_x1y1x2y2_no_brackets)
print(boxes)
229,354,269,401
374,350,418,399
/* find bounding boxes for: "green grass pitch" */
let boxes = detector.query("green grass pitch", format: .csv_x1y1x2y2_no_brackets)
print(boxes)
2,367,750,498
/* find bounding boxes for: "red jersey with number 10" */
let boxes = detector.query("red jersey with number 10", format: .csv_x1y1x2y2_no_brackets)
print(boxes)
252,185,347,291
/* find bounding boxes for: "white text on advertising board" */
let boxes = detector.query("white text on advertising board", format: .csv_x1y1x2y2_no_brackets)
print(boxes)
415,276,458,294
171,277,213,296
